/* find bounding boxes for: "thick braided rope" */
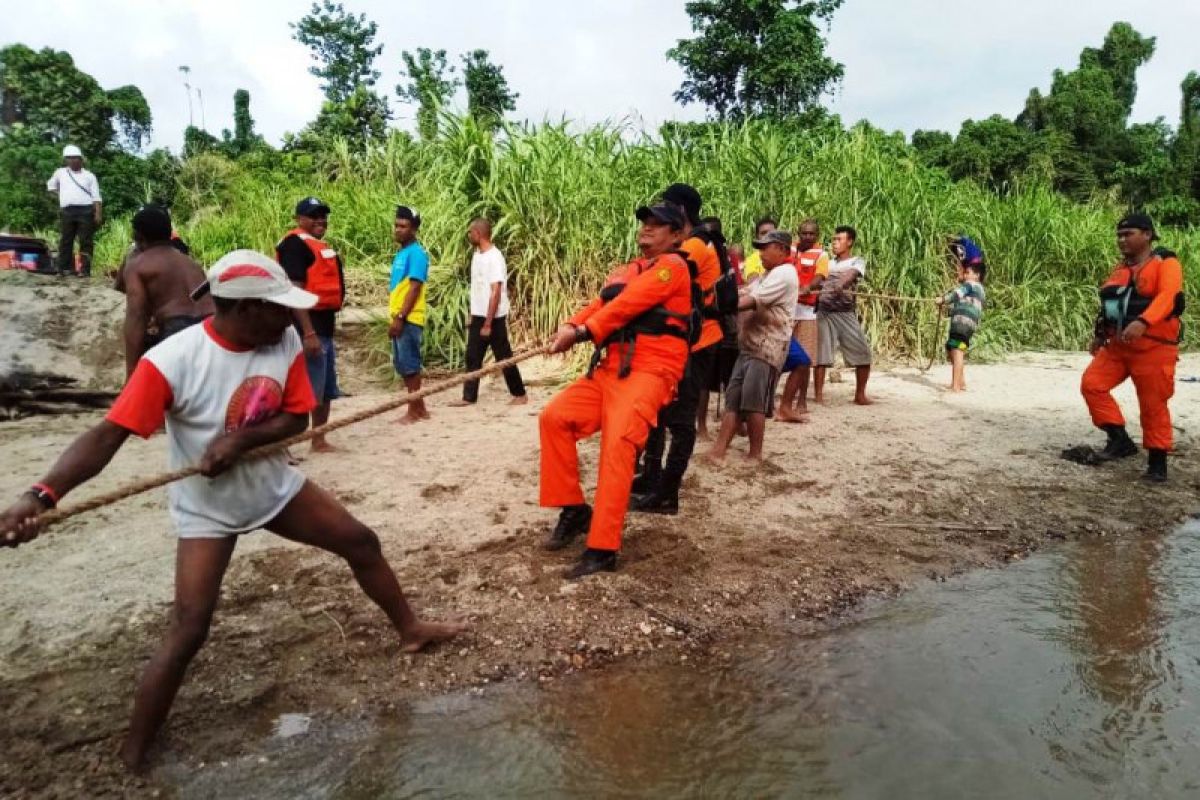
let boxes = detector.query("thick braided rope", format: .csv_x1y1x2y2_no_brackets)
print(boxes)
37,344,553,528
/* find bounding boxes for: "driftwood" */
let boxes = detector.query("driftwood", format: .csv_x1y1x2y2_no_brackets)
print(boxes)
0,372,118,419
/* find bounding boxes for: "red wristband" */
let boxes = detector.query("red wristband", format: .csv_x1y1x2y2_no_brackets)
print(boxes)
30,482,59,507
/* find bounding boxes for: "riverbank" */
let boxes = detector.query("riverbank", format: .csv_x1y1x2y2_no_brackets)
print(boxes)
1,351,1198,796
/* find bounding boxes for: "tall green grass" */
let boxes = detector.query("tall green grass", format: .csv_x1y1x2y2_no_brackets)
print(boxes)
95,117,1199,367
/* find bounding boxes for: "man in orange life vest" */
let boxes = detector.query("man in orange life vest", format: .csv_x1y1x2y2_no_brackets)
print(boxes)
276,197,346,453
1080,213,1185,482
540,203,694,579
777,218,829,422
631,182,723,515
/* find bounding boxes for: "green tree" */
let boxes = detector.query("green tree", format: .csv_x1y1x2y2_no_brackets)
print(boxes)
462,49,517,132
0,44,154,229
291,2,389,149
667,0,844,121
397,48,460,140
219,89,267,157
290,0,382,102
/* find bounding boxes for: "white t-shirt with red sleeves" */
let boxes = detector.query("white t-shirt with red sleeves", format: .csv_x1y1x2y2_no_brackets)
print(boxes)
106,319,316,537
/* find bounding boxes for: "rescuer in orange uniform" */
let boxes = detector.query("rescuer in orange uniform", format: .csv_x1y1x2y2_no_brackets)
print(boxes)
1080,213,1185,482
631,182,724,515
540,203,695,579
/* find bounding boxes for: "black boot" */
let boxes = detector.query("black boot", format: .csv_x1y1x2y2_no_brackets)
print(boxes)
630,475,680,515
631,462,661,496
1143,449,1168,483
565,547,618,579
1096,424,1138,461
543,504,592,551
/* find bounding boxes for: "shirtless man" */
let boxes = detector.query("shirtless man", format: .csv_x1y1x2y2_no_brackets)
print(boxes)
120,206,214,376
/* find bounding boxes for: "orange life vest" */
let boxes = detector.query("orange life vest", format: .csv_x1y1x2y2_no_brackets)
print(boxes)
278,229,343,311
794,247,825,306
1098,252,1185,347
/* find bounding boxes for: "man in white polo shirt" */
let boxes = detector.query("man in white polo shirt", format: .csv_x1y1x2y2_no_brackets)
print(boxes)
0,250,464,771
46,144,102,277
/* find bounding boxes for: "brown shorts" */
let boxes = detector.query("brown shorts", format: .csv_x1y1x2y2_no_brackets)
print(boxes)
725,354,779,416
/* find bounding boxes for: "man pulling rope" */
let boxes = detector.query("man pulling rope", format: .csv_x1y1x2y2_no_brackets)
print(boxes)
0,250,466,771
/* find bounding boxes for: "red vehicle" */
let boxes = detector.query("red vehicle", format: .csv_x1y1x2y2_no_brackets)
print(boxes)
0,233,55,273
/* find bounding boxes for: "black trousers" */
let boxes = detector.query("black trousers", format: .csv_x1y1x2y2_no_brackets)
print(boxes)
643,343,717,488
463,316,526,402
58,205,96,275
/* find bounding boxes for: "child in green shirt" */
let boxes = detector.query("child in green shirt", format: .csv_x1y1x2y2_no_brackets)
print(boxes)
936,236,987,392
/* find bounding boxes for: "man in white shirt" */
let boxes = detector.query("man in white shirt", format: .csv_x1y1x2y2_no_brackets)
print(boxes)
452,217,528,405
46,144,103,277
0,250,464,770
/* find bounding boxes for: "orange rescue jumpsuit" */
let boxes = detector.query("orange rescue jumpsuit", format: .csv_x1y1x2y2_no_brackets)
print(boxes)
539,252,693,551
1080,253,1184,451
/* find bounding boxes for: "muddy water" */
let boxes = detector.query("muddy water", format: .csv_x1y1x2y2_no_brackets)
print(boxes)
170,520,1200,799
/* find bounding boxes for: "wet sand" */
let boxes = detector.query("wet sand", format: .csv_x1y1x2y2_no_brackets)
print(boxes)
1,272,1198,796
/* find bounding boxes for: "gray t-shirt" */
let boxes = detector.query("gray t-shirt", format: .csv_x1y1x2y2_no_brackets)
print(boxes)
739,262,799,369
818,255,867,313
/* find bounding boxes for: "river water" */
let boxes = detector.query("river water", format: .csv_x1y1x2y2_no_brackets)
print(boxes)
172,520,1200,799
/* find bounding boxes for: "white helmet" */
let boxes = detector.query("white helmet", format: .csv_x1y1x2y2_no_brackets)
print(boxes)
62,144,83,158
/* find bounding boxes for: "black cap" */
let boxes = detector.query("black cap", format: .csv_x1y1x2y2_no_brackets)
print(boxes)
635,204,685,230
295,196,331,217
1116,212,1155,233
395,205,422,228
660,183,702,226
753,230,793,249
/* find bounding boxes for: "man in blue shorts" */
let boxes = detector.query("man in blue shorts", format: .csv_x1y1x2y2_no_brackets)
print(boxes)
388,205,431,424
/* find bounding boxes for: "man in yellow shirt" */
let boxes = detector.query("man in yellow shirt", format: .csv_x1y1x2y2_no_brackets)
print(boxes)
388,205,430,424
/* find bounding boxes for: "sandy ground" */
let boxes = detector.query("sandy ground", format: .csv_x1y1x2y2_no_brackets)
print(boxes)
1,271,1199,797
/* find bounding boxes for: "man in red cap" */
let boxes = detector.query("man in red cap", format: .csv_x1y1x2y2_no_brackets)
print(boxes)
1080,213,1185,482
0,249,463,770
539,204,694,578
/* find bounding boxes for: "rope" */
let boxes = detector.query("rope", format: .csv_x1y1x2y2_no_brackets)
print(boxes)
37,344,553,529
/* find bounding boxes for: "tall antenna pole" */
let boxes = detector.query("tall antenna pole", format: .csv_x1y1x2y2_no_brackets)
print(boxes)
178,65,194,128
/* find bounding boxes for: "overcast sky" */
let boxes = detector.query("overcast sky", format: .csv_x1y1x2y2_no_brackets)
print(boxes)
9,0,1200,152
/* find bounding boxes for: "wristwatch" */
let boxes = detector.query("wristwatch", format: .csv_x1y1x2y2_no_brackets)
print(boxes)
573,325,591,343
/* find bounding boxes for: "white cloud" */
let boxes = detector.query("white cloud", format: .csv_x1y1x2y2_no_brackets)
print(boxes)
5,0,1197,151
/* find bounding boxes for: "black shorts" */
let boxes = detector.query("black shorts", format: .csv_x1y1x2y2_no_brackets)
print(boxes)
707,346,739,392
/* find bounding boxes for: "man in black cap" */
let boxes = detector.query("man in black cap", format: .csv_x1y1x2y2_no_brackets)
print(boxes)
1080,212,1185,482
276,197,346,453
539,203,693,578
631,182,723,514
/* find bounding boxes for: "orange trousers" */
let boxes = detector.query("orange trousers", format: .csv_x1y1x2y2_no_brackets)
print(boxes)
1080,341,1177,450
539,366,674,551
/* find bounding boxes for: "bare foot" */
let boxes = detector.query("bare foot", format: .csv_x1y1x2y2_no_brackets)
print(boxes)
854,396,875,406
776,408,809,424
310,438,340,453
447,399,475,407
400,620,468,653
419,409,432,420
118,739,149,774
509,395,529,406
700,450,726,465
396,413,424,425
740,454,763,464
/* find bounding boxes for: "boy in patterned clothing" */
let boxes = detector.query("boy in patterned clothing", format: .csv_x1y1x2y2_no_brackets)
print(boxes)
936,236,987,392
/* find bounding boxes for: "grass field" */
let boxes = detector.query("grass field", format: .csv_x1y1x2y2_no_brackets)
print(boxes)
93,117,1199,368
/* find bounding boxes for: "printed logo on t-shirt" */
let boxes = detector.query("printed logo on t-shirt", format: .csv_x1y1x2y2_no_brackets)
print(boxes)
225,376,284,432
